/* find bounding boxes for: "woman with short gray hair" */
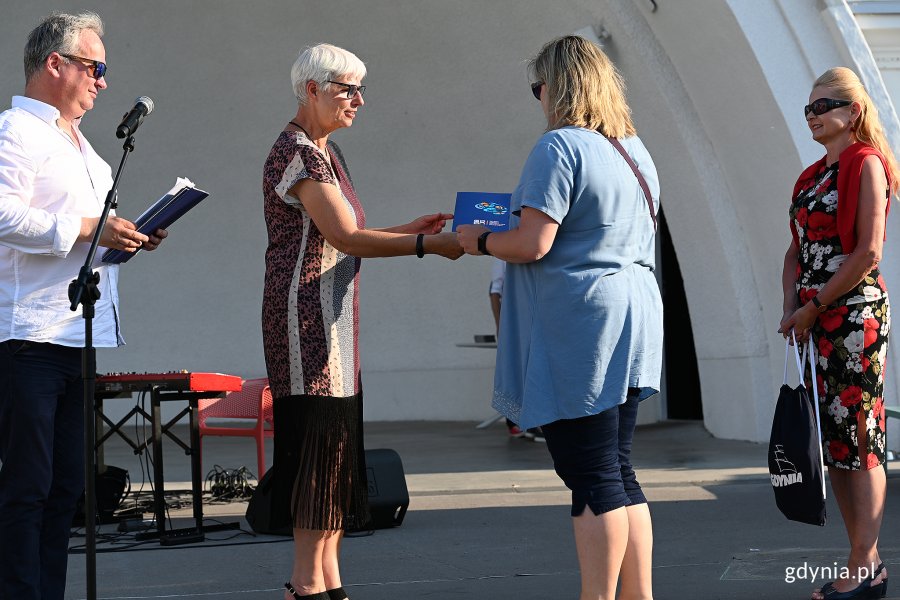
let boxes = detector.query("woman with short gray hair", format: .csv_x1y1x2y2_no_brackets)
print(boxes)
262,43,461,600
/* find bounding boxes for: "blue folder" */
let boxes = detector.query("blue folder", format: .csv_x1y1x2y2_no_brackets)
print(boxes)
452,192,511,232
102,182,209,264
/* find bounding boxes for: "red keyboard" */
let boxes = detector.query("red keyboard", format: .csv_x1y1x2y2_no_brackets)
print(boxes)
96,372,243,394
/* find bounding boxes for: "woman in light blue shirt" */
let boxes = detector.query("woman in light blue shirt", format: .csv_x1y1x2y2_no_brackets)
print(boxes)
458,35,663,599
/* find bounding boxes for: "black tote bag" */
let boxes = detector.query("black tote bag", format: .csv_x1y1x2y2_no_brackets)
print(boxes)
768,334,826,526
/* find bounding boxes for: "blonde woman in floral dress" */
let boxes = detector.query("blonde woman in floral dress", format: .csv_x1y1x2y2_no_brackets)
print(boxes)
780,67,899,600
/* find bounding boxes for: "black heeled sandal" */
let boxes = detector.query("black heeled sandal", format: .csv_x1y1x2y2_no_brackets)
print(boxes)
872,563,887,599
284,582,330,599
813,580,835,600
327,587,349,600
817,571,886,600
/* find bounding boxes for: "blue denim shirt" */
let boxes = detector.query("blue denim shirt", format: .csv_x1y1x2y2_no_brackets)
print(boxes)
492,128,663,429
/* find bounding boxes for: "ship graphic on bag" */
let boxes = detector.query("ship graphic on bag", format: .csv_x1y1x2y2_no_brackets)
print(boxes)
770,445,803,487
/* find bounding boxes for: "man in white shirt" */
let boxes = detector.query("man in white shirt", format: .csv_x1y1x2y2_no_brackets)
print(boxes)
0,13,166,599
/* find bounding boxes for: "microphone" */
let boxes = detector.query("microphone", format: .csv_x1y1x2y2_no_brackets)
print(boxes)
115,96,154,138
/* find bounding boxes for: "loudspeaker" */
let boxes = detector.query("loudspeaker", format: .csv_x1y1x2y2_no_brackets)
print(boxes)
356,448,409,531
71,465,129,527
245,467,291,535
245,448,409,535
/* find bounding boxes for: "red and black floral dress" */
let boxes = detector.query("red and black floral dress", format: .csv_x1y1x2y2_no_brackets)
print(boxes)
791,161,890,471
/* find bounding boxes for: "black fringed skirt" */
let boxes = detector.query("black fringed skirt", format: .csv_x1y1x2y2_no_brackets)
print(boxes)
272,393,369,531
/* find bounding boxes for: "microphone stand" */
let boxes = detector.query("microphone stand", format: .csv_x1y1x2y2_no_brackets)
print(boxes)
68,134,135,600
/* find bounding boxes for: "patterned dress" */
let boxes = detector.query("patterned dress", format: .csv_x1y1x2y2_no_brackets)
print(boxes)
791,160,890,470
262,131,369,530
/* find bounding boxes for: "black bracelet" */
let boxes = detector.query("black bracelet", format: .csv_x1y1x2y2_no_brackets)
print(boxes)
477,231,493,256
415,233,425,258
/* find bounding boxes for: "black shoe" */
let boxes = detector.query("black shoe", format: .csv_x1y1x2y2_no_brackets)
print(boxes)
872,563,887,599
818,575,884,600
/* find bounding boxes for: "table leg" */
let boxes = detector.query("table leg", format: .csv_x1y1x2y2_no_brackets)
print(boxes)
188,398,203,531
151,388,166,537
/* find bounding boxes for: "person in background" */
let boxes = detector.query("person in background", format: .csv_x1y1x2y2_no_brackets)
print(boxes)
458,35,662,599
489,257,504,333
780,66,897,600
0,12,166,599
490,258,544,442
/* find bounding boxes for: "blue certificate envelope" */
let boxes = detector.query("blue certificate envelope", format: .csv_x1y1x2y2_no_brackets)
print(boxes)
452,192,511,231
102,178,209,264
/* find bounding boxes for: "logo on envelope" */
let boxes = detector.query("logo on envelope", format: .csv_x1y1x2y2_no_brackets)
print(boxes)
475,202,508,216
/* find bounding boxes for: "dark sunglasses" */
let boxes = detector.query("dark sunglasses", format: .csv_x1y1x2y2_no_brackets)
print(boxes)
60,53,107,79
531,81,544,101
804,97,851,117
326,80,366,99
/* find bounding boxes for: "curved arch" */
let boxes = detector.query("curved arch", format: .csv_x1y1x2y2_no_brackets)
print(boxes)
597,0,812,440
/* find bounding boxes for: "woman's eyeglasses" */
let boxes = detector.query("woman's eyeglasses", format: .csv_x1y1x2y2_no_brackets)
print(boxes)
326,80,366,99
531,82,544,101
60,53,107,79
804,98,851,117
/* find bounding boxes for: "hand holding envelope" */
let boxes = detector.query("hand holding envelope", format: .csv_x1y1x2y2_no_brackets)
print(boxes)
456,224,491,255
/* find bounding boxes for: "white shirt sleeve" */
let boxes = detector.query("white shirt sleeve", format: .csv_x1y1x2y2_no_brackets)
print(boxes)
0,126,81,257
489,258,506,295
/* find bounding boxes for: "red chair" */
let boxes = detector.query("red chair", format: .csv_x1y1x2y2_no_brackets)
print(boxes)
198,377,273,477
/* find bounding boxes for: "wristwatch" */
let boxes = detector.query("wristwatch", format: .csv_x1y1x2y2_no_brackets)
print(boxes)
811,296,827,313
477,231,493,256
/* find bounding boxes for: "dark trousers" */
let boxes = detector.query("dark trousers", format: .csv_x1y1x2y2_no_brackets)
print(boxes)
542,395,647,516
0,340,84,600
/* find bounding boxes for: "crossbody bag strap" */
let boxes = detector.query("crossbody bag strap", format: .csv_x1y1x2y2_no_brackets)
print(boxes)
604,135,658,232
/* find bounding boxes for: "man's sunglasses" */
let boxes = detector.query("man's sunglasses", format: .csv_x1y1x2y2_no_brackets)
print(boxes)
804,97,851,117
326,80,366,99
531,82,544,101
60,53,107,79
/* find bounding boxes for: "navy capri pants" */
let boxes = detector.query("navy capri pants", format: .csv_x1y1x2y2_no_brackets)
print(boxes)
542,394,647,516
